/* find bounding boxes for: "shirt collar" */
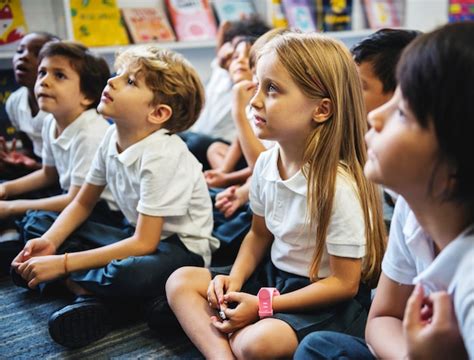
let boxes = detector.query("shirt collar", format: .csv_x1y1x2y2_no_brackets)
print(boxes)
51,109,97,150
414,225,474,293
108,127,170,167
261,146,306,196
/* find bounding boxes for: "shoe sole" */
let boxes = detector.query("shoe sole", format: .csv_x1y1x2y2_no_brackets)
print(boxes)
48,302,110,348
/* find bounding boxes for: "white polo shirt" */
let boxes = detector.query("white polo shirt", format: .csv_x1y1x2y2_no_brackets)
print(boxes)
41,109,116,208
5,87,50,157
249,146,366,278
190,59,235,142
86,126,219,267
382,197,474,358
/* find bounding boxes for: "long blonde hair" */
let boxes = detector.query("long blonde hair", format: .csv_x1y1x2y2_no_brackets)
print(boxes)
260,32,386,287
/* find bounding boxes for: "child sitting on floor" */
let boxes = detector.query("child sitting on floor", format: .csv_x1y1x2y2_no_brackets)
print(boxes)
12,45,219,349
0,41,112,273
166,31,386,359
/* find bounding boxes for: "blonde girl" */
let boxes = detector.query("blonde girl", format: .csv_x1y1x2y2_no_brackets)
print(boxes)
166,32,386,359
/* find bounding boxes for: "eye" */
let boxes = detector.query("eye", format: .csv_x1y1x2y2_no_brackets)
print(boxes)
127,77,136,86
37,69,46,78
267,83,278,93
15,46,24,54
55,72,66,80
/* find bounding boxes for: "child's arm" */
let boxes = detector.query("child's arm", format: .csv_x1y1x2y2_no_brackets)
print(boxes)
204,166,252,188
0,165,58,198
209,214,274,306
17,210,163,288
365,273,414,358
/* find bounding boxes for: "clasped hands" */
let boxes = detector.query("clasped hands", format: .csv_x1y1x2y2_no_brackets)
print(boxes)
206,275,259,334
10,237,65,289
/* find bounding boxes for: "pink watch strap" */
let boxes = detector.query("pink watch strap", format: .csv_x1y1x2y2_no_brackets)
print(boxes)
258,287,280,318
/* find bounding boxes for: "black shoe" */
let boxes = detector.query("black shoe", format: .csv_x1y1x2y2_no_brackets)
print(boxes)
48,295,111,348
146,295,181,333
10,266,29,289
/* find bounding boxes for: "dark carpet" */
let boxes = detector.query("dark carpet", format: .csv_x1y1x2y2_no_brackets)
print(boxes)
0,275,203,359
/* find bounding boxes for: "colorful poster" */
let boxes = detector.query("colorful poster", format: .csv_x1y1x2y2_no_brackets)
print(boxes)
0,0,27,46
70,0,129,47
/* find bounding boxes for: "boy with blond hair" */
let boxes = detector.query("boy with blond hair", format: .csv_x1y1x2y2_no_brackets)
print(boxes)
12,45,218,348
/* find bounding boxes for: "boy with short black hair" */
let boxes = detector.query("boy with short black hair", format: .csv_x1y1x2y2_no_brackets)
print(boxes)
351,28,420,114
12,45,218,348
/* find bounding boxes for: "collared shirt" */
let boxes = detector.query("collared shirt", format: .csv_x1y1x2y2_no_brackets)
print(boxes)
190,59,235,142
382,197,474,358
41,109,116,208
5,87,50,157
86,125,219,267
249,146,366,278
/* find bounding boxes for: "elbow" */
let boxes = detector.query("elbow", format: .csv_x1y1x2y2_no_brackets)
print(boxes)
346,280,360,299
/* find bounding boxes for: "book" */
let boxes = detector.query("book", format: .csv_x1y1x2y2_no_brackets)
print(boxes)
0,0,27,47
282,0,317,32
213,0,256,22
70,0,129,47
322,0,352,31
449,0,474,22
268,0,289,28
166,0,217,41
122,7,175,43
363,0,401,28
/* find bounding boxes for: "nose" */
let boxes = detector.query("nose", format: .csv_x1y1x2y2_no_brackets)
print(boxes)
250,85,262,110
107,74,118,88
367,105,386,133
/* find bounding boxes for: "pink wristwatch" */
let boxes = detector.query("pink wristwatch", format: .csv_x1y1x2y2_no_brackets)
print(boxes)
257,287,280,318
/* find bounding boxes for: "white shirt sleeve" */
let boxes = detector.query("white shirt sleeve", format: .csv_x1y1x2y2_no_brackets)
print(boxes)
325,176,366,258
382,198,418,284
453,247,474,359
249,152,266,217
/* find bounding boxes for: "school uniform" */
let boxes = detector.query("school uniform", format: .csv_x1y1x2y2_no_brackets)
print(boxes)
58,126,219,298
5,87,48,158
19,109,116,247
212,146,370,340
294,197,474,359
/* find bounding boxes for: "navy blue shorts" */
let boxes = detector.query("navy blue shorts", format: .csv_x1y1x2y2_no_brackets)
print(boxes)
211,259,370,340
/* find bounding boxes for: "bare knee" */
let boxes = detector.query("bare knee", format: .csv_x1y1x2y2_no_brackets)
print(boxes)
232,332,275,360
166,267,209,304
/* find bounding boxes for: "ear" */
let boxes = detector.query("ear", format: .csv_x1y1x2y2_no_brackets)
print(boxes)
312,98,333,124
148,104,173,126
80,97,94,108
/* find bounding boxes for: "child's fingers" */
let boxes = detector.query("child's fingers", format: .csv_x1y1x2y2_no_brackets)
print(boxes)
11,138,16,152
403,283,424,333
28,277,39,289
429,291,455,325
11,250,25,268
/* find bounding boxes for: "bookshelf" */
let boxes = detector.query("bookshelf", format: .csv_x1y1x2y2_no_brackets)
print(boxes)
0,0,449,81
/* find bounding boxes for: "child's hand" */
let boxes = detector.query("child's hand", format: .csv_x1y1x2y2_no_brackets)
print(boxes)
11,237,57,268
15,254,66,289
215,185,246,218
207,275,242,310
403,284,468,360
0,137,39,169
204,169,229,188
211,292,259,334
232,80,257,113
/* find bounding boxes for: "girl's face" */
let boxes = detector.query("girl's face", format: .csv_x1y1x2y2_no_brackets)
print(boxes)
13,33,49,89
228,41,252,84
250,52,319,145
364,88,441,197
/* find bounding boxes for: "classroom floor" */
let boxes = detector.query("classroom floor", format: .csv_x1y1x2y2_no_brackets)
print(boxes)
0,275,203,359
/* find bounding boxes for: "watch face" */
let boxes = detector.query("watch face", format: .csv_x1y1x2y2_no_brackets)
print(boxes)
259,290,271,300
